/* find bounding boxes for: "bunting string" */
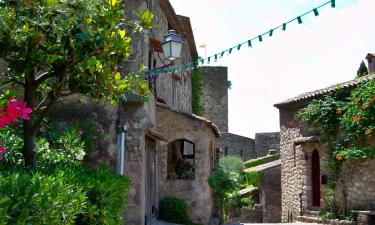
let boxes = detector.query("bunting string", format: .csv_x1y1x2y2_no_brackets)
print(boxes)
145,0,336,75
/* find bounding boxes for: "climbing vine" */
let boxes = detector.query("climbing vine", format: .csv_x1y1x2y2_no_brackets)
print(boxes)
192,66,202,116
298,79,375,173
297,78,375,215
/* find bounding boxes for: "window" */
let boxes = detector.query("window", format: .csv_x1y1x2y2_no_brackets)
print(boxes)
240,150,243,158
224,147,228,156
167,139,195,179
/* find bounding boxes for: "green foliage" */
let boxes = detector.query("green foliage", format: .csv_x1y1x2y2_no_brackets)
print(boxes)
241,170,261,188
357,61,368,77
159,197,188,224
0,121,131,225
0,125,24,167
175,159,195,179
0,0,153,166
192,67,203,115
319,211,336,220
244,154,279,169
53,165,131,225
219,156,244,174
0,168,86,225
37,129,85,167
208,168,242,205
298,79,375,174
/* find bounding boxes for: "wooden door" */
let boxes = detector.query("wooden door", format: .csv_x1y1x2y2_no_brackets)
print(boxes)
311,149,321,207
145,138,157,225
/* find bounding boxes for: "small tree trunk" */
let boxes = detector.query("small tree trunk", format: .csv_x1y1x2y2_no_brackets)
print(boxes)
23,76,37,169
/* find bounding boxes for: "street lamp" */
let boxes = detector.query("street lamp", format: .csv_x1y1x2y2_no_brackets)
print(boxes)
161,30,184,61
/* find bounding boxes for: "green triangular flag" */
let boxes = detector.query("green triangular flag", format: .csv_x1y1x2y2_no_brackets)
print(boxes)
313,8,319,16
269,29,273,37
297,16,302,24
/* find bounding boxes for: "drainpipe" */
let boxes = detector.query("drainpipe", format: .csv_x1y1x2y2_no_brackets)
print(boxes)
118,124,128,175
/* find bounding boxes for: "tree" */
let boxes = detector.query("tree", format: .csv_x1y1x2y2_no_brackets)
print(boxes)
0,0,152,168
357,60,368,77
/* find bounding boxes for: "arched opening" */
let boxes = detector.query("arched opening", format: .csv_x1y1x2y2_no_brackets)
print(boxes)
311,149,321,207
167,139,195,179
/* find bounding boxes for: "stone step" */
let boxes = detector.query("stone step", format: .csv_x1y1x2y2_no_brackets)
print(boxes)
305,210,322,217
297,215,324,224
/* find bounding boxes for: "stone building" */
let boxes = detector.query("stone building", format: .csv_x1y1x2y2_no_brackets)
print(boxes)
217,133,255,161
255,132,280,158
200,66,229,132
198,66,280,161
49,1,220,225
274,74,375,223
367,53,375,73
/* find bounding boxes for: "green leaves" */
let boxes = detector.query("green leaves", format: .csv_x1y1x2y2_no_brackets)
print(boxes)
140,10,153,30
298,80,375,174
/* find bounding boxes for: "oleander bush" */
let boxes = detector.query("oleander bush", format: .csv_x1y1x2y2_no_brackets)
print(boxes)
0,169,86,225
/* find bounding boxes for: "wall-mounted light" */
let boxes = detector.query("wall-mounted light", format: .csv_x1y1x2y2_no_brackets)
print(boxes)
161,30,184,61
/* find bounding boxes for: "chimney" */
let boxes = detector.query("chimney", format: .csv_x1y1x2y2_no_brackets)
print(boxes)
366,53,375,74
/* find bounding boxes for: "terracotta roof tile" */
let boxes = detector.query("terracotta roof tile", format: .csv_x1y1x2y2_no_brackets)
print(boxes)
274,74,375,108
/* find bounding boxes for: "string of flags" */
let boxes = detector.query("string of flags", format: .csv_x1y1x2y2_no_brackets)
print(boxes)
145,0,336,75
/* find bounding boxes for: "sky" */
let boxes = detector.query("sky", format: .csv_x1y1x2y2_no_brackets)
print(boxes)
169,0,375,138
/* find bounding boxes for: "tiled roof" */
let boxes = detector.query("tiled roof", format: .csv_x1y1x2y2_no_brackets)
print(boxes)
274,74,375,108
248,159,281,172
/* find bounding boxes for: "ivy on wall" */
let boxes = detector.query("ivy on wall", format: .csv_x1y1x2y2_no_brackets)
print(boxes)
192,65,202,116
297,77,375,216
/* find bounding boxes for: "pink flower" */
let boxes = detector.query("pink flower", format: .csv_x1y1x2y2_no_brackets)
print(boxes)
0,115,12,128
6,101,32,120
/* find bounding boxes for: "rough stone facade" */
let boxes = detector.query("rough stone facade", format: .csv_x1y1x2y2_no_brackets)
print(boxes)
260,163,282,223
125,0,194,114
255,132,280,158
50,1,213,225
217,133,256,161
49,95,122,170
156,103,219,225
275,76,375,223
366,53,375,73
200,66,228,132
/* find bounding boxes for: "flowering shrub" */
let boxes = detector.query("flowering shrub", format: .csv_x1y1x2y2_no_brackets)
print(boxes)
297,79,375,173
297,79,375,217
0,91,32,159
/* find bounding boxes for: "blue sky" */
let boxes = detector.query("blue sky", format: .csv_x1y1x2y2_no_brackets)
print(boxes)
169,0,375,138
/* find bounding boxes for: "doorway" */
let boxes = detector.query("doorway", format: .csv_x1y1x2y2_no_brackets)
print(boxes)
145,138,157,225
311,149,320,207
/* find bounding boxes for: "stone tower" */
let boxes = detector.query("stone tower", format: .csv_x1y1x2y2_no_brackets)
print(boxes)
199,66,228,132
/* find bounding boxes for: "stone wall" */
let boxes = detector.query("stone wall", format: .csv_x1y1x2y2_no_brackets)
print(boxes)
337,159,375,210
156,104,216,225
278,106,309,222
48,95,121,169
217,133,256,161
277,102,375,223
124,0,193,114
261,164,282,223
200,66,228,132
49,95,156,225
255,132,280,157
240,205,263,223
